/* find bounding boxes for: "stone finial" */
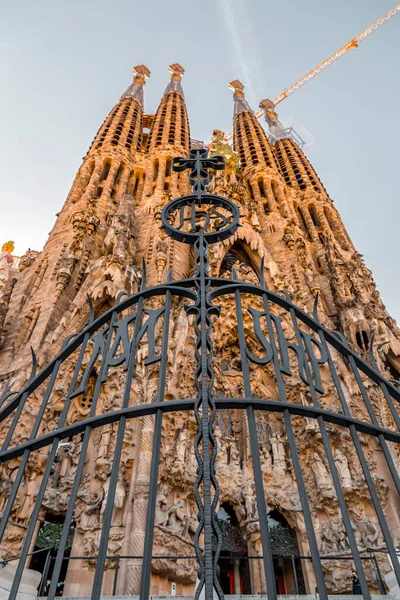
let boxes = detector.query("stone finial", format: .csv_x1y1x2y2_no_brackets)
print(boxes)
164,63,185,97
229,80,244,94
133,64,151,85
259,98,280,128
169,63,184,79
229,80,252,116
259,98,286,139
121,64,151,105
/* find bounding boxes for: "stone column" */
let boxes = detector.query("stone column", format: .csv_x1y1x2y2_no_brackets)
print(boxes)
101,161,120,202
262,179,278,212
170,170,179,198
116,165,132,202
81,161,103,203
300,205,318,242
155,157,167,195
273,180,290,217
124,413,155,594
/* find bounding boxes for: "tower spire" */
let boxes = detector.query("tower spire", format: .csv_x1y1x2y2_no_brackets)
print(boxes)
229,79,278,174
259,98,287,140
121,64,151,106
146,63,190,155
229,80,252,116
164,63,185,97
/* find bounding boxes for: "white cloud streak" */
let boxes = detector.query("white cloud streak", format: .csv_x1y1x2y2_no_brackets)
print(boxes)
218,0,265,108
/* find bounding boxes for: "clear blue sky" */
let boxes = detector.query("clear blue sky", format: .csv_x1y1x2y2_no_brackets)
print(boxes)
1,1,399,319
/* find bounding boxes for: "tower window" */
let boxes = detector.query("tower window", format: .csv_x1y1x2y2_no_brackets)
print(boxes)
356,330,369,351
264,203,270,214
114,164,124,186
100,161,111,182
258,178,266,198
324,208,335,232
309,205,320,227
271,180,279,204
126,170,135,195
153,159,159,182
296,206,311,239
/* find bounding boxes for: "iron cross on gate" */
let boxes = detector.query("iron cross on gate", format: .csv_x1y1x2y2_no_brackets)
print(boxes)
172,148,225,201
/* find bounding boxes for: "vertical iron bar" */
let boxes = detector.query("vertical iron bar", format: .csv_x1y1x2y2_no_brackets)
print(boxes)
8,437,60,600
112,555,121,596
378,380,400,431
320,331,400,588
7,330,96,600
288,309,371,599
234,283,277,600
260,288,328,599
47,306,124,600
1,390,31,450
291,554,299,595
139,275,172,600
371,554,387,595
37,550,52,596
347,356,400,496
191,231,222,600
198,232,217,600
91,295,146,600
0,334,78,545
0,347,37,445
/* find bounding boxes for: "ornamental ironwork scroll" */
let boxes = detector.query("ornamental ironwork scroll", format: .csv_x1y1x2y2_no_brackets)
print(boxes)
0,149,400,600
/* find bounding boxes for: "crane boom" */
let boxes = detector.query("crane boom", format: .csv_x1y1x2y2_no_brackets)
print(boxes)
271,3,400,109
225,5,400,140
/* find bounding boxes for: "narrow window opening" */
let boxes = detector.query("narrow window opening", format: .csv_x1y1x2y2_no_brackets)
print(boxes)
271,181,278,203
114,164,124,186
100,162,111,182
153,159,159,182
309,205,320,227
296,206,309,235
126,171,135,195
258,179,266,198
324,208,335,232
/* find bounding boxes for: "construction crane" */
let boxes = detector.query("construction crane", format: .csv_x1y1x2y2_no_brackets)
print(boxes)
225,4,400,141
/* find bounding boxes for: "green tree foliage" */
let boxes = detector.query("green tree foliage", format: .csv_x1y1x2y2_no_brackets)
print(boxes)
35,522,74,551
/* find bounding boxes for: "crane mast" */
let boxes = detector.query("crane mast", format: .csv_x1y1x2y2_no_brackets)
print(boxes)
225,4,400,141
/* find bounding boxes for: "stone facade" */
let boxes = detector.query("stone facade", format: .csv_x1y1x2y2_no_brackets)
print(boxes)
0,65,400,597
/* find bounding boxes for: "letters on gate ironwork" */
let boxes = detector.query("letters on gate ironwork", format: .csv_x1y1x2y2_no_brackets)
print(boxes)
1,149,400,600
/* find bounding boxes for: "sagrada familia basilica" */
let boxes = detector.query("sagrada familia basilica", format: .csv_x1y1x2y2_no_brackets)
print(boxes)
0,64,400,598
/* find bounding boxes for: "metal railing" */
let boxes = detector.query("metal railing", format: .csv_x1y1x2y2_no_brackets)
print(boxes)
0,150,400,600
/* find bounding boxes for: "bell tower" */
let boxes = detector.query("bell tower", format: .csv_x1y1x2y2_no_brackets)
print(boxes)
136,64,192,285
0,66,150,377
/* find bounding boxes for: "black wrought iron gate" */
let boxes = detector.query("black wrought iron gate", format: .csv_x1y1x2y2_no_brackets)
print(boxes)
1,150,400,600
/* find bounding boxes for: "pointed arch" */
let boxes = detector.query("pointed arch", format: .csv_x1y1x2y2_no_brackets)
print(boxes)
219,240,260,279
